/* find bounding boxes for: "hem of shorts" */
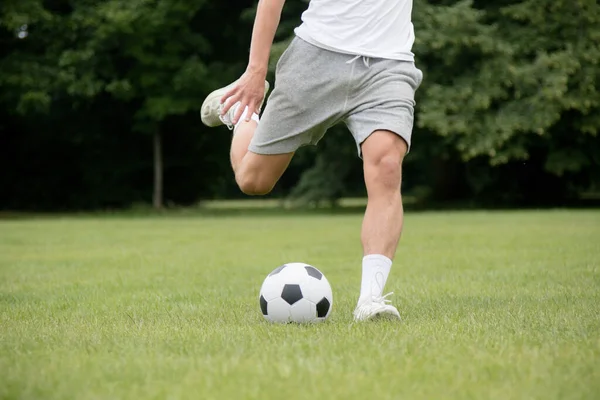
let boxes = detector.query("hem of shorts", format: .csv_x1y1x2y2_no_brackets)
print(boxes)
247,143,305,155
356,127,412,159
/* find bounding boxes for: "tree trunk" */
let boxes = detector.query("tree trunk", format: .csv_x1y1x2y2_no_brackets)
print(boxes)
153,130,163,209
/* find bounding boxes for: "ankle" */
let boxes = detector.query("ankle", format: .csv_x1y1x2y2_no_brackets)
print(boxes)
359,254,392,302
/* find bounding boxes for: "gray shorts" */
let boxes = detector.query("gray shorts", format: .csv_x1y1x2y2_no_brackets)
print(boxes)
248,36,423,157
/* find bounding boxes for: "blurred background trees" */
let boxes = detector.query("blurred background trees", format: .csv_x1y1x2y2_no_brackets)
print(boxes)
1,0,598,211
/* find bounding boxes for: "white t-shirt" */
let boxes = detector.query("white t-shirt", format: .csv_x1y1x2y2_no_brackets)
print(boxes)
294,0,415,61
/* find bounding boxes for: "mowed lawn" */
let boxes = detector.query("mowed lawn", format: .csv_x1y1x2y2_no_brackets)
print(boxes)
1,209,599,400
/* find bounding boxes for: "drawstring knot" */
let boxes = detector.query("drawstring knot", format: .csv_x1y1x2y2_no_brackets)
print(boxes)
346,55,371,68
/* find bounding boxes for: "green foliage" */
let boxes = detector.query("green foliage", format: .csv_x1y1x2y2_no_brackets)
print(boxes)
1,0,598,210
0,0,237,128
286,128,358,207
0,0,254,210
57,0,211,131
0,2,58,114
416,0,600,171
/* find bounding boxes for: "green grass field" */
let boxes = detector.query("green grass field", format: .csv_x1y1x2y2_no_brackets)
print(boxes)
1,209,599,399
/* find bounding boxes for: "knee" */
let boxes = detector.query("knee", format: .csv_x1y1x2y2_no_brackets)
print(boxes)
362,131,407,193
375,155,402,188
367,154,403,191
236,172,274,196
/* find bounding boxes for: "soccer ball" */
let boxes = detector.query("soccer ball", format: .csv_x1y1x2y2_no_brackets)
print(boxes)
259,262,333,324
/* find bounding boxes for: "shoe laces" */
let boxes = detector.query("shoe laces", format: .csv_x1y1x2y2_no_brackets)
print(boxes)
372,292,394,305
354,292,395,320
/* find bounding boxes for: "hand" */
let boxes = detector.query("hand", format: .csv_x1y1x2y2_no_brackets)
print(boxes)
220,68,266,125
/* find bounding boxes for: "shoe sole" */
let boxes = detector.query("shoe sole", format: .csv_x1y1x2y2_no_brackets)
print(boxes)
200,80,270,127
353,308,401,322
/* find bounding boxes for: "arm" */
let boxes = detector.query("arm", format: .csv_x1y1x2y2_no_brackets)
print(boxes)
221,0,286,124
248,0,286,76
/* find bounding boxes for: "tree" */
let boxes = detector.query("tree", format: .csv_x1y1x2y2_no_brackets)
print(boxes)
1,0,255,209
1,0,598,210
415,0,600,179
53,0,212,209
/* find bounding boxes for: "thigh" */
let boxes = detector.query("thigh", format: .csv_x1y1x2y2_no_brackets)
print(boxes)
345,60,423,158
248,37,350,155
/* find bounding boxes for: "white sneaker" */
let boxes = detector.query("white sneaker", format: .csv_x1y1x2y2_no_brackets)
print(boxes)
200,79,270,129
353,292,401,321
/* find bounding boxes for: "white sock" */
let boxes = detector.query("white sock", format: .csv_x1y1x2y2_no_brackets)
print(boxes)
233,104,259,132
358,254,392,303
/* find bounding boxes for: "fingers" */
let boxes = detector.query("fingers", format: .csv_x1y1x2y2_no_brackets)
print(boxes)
232,99,248,125
218,79,264,124
220,85,240,115
245,100,257,122
220,85,238,105
220,93,240,116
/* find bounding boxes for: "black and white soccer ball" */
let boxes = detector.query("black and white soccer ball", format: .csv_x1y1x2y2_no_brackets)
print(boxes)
259,262,333,324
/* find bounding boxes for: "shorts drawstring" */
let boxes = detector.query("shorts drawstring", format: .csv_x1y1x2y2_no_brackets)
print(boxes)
346,55,371,68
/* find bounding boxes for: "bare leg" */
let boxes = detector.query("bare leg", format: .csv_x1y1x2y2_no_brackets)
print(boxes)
230,120,257,173
229,119,293,196
353,130,407,320
361,130,407,259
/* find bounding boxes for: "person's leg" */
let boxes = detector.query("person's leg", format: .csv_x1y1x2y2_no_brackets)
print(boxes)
230,117,294,196
201,37,352,197
344,58,422,321
361,130,407,258
201,80,294,196
355,130,407,317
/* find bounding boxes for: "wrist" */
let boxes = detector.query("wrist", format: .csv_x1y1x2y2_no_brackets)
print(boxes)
247,62,268,76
